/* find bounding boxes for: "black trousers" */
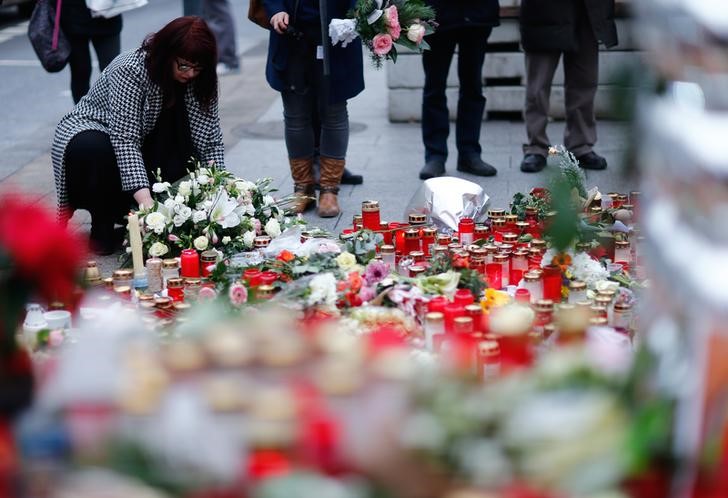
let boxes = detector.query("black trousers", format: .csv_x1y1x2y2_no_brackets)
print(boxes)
421,26,492,162
65,130,131,238
68,33,121,104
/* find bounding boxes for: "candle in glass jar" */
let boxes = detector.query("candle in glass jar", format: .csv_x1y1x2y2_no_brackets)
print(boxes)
458,217,475,245
361,201,381,230
424,312,445,352
428,295,448,313
443,302,465,333
380,244,396,269
454,288,474,306
162,259,180,288
522,271,542,303
485,263,502,290
166,277,185,302
614,240,631,265
180,249,200,278
568,281,587,304
465,303,484,332
541,265,562,302
493,253,510,287
243,268,262,287
422,227,437,256
404,229,421,254
127,212,146,278
200,250,219,278
145,258,163,294
611,301,634,334
391,223,406,254
478,340,500,381
408,213,427,226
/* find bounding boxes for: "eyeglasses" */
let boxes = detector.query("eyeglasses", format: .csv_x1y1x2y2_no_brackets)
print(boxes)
175,58,203,74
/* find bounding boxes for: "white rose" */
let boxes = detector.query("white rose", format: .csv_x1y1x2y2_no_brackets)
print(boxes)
178,181,192,197
163,198,177,211
407,23,426,43
152,182,171,193
222,236,231,245
235,180,255,192
149,241,169,257
193,235,209,251
263,195,275,206
264,218,281,238
174,204,192,218
174,194,185,204
198,167,210,175
192,210,207,224
145,212,167,234
243,230,256,248
197,174,210,185
173,214,187,227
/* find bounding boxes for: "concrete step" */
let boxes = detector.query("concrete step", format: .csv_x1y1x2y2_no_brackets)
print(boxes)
388,85,620,122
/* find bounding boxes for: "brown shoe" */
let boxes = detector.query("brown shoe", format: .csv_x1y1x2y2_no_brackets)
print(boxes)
318,156,345,218
289,157,315,213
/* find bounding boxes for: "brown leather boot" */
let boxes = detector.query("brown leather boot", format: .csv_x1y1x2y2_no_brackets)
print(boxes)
318,156,345,218
289,157,316,213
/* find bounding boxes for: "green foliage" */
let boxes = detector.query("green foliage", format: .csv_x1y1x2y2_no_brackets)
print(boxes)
344,229,384,264
509,191,552,221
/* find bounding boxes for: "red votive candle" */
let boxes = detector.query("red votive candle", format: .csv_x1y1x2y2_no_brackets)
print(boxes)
404,228,421,254
422,227,436,257
391,223,406,254
243,268,262,287
542,265,563,302
458,217,475,245
443,302,465,333
515,288,531,303
428,295,449,314
485,263,502,290
454,288,474,306
259,271,278,286
361,201,381,231
510,269,524,287
180,249,200,278
380,221,392,245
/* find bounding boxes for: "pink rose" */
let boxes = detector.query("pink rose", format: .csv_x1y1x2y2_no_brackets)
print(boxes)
372,33,393,56
385,6,401,40
48,329,64,348
198,286,217,301
406,23,426,44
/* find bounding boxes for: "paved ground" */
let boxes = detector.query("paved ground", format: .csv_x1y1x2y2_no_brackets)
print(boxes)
0,2,636,273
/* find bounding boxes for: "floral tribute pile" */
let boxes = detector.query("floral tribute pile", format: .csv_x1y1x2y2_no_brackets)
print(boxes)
329,0,436,66
136,161,298,259
15,147,718,498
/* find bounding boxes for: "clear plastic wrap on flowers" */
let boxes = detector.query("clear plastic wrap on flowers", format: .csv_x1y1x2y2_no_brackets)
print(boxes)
404,177,490,232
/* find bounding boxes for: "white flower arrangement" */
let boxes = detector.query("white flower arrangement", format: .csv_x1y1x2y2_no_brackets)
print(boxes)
136,161,300,258
307,272,338,309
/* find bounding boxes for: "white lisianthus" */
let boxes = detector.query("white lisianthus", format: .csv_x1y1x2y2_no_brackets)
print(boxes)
174,194,185,204
222,236,231,245
307,272,338,308
192,210,207,224
263,195,275,206
172,205,192,227
145,212,167,234
198,167,210,176
193,235,209,251
152,182,171,193
336,252,357,271
235,180,256,193
178,181,192,197
264,218,281,238
243,230,256,248
149,241,169,257
197,174,210,185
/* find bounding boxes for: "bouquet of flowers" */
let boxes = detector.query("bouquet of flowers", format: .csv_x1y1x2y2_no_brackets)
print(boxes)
329,0,436,67
136,161,299,258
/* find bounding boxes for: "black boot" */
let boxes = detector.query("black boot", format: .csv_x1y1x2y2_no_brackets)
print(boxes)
341,167,363,185
419,158,446,180
577,151,608,170
457,156,497,177
520,153,547,173
90,216,123,256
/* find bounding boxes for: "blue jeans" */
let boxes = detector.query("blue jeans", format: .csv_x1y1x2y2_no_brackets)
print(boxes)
421,27,492,162
281,61,349,160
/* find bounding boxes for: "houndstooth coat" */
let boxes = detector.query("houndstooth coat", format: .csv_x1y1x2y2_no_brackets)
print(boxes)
51,48,225,221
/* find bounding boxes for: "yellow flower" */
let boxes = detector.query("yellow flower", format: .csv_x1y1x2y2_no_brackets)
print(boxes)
336,252,358,271
481,288,511,314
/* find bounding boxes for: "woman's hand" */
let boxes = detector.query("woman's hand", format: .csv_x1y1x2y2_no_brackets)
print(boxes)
133,188,155,210
270,12,290,34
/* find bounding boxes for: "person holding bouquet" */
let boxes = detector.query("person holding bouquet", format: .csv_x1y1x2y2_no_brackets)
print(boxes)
51,17,225,255
418,0,500,180
264,0,364,217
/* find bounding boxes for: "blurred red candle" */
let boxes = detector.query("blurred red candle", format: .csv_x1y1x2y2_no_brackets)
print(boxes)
243,268,262,287
180,249,200,278
542,265,563,302
259,271,278,286
443,302,465,333
428,295,448,313
485,263,502,290
454,288,474,306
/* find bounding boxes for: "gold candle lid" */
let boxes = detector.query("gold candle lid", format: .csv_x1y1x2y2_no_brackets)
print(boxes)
488,208,506,218
113,269,134,279
353,214,363,224
422,226,437,237
590,317,608,326
404,228,421,239
425,311,444,322
103,277,114,289
516,221,530,231
174,302,192,312
409,265,426,275
408,213,427,225
409,251,425,261
381,244,395,254
200,250,219,262
530,239,547,249
523,271,541,282
184,278,202,287
433,245,449,255
478,340,499,355
534,299,554,312
504,214,518,223
569,280,586,290
254,236,272,248
491,218,506,227
167,277,184,288
162,258,179,269
615,240,630,248
361,200,380,211
614,301,633,311
465,304,483,315
502,232,519,243
256,284,275,299
493,253,509,263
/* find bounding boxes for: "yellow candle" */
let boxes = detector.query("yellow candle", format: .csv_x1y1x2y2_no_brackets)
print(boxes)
127,212,146,278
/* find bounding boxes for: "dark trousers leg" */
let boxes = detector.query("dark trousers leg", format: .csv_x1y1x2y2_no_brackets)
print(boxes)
455,27,491,160
202,0,239,68
563,9,599,157
523,51,561,156
422,30,457,162
91,33,121,72
67,35,93,104
65,131,127,243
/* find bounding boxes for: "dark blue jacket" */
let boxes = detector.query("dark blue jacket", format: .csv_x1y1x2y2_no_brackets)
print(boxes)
263,0,365,104
426,0,500,31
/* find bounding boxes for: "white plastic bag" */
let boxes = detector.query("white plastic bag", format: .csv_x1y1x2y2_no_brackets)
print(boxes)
86,0,147,18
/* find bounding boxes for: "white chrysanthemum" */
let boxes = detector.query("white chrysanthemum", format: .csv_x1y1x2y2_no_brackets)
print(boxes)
197,174,210,185
307,272,338,308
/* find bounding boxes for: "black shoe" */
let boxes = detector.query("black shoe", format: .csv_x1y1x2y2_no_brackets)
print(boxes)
520,153,547,173
577,151,607,170
419,159,446,180
457,156,497,177
341,167,363,185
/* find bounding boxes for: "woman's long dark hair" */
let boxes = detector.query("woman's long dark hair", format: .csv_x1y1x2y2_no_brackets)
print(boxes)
142,17,218,113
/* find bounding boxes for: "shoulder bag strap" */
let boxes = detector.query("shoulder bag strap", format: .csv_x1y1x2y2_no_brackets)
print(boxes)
52,0,63,51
